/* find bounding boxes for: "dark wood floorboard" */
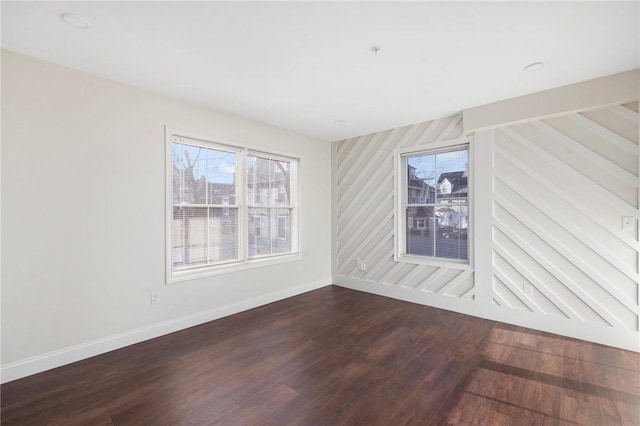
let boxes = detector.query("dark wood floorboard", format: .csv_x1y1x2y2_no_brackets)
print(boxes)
2,286,639,425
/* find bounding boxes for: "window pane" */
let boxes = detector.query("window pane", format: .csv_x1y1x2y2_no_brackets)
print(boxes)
209,208,238,262
435,149,468,199
275,209,291,253
435,205,468,260
172,206,237,270
172,142,236,205
248,208,270,257
407,156,436,204
247,156,270,205
248,208,292,257
407,148,468,205
172,206,207,268
406,206,435,257
271,160,290,205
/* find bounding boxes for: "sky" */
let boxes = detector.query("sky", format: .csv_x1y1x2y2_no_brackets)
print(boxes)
408,148,468,186
173,142,236,184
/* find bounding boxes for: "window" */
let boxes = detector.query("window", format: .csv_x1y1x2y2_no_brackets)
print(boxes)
396,139,470,265
167,131,299,282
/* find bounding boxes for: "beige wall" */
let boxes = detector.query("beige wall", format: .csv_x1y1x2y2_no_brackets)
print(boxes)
1,50,332,380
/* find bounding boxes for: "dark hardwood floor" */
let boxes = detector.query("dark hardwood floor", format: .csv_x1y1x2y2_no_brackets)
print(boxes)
2,286,639,425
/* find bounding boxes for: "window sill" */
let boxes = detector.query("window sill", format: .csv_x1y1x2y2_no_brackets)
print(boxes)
167,252,303,284
395,254,472,271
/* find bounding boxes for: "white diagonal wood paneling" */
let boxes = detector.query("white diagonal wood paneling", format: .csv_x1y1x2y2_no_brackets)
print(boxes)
493,190,637,314
499,126,638,217
566,112,638,155
493,142,639,271
492,102,639,332
492,242,576,320
531,120,638,187
336,115,470,299
334,101,638,348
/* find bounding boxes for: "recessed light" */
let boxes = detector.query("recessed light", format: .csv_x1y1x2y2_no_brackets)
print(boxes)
61,13,90,29
524,61,544,72
334,120,346,125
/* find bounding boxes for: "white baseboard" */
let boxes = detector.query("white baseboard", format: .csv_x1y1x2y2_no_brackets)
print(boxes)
334,275,640,353
0,278,331,384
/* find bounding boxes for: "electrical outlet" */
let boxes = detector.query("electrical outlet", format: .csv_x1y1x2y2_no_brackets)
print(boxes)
359,261,367,272
523,284,533,296
150,291,160,305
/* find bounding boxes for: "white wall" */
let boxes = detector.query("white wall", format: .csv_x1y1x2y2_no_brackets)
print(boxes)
1,50,332,382
333,70,639,352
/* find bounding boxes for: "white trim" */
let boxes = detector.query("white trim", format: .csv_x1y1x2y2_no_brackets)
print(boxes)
472,130,493,307
165,126,173,284
463,69,640,132
0,278,331,384
168,252,303,284
396,137,472,156
331,142,339,281
237,147,248,263
395,254,472,270
292,157,301,255
247,149,297,164
393,146,403,262
333,276,639,353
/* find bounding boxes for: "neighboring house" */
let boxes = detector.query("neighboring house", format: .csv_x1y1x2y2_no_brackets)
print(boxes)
408,167,469,232
171,164,236,205
246,159,291,256
246,160,288,205
436,171,468,230
407,165,436,232
437,171,467,196
407,165,435,204
207,182,236,205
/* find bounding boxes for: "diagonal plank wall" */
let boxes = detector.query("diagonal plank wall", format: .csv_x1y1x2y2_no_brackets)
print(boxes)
333,71,639,351
491,103,639,331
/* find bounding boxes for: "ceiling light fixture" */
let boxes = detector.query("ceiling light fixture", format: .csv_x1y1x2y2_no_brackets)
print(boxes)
60,13,90,29
334,120,346,125
524,61,544,72
370,46,381,56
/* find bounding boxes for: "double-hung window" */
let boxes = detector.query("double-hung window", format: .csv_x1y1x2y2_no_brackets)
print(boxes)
396,139,470,266
167,130,299,282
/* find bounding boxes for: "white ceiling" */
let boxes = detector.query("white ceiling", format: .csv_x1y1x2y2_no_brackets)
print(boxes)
2,2,639,142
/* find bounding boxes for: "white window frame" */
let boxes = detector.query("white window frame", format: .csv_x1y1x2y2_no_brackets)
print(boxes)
394,136,473,270
166,127,301,283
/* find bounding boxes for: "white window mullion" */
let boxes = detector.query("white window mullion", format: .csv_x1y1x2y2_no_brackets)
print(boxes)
269,160,273,255
206,206,210,264
396,153,408,258
433,152,438,255
290,160,298,253
270,206,274,255
238,149,248,262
